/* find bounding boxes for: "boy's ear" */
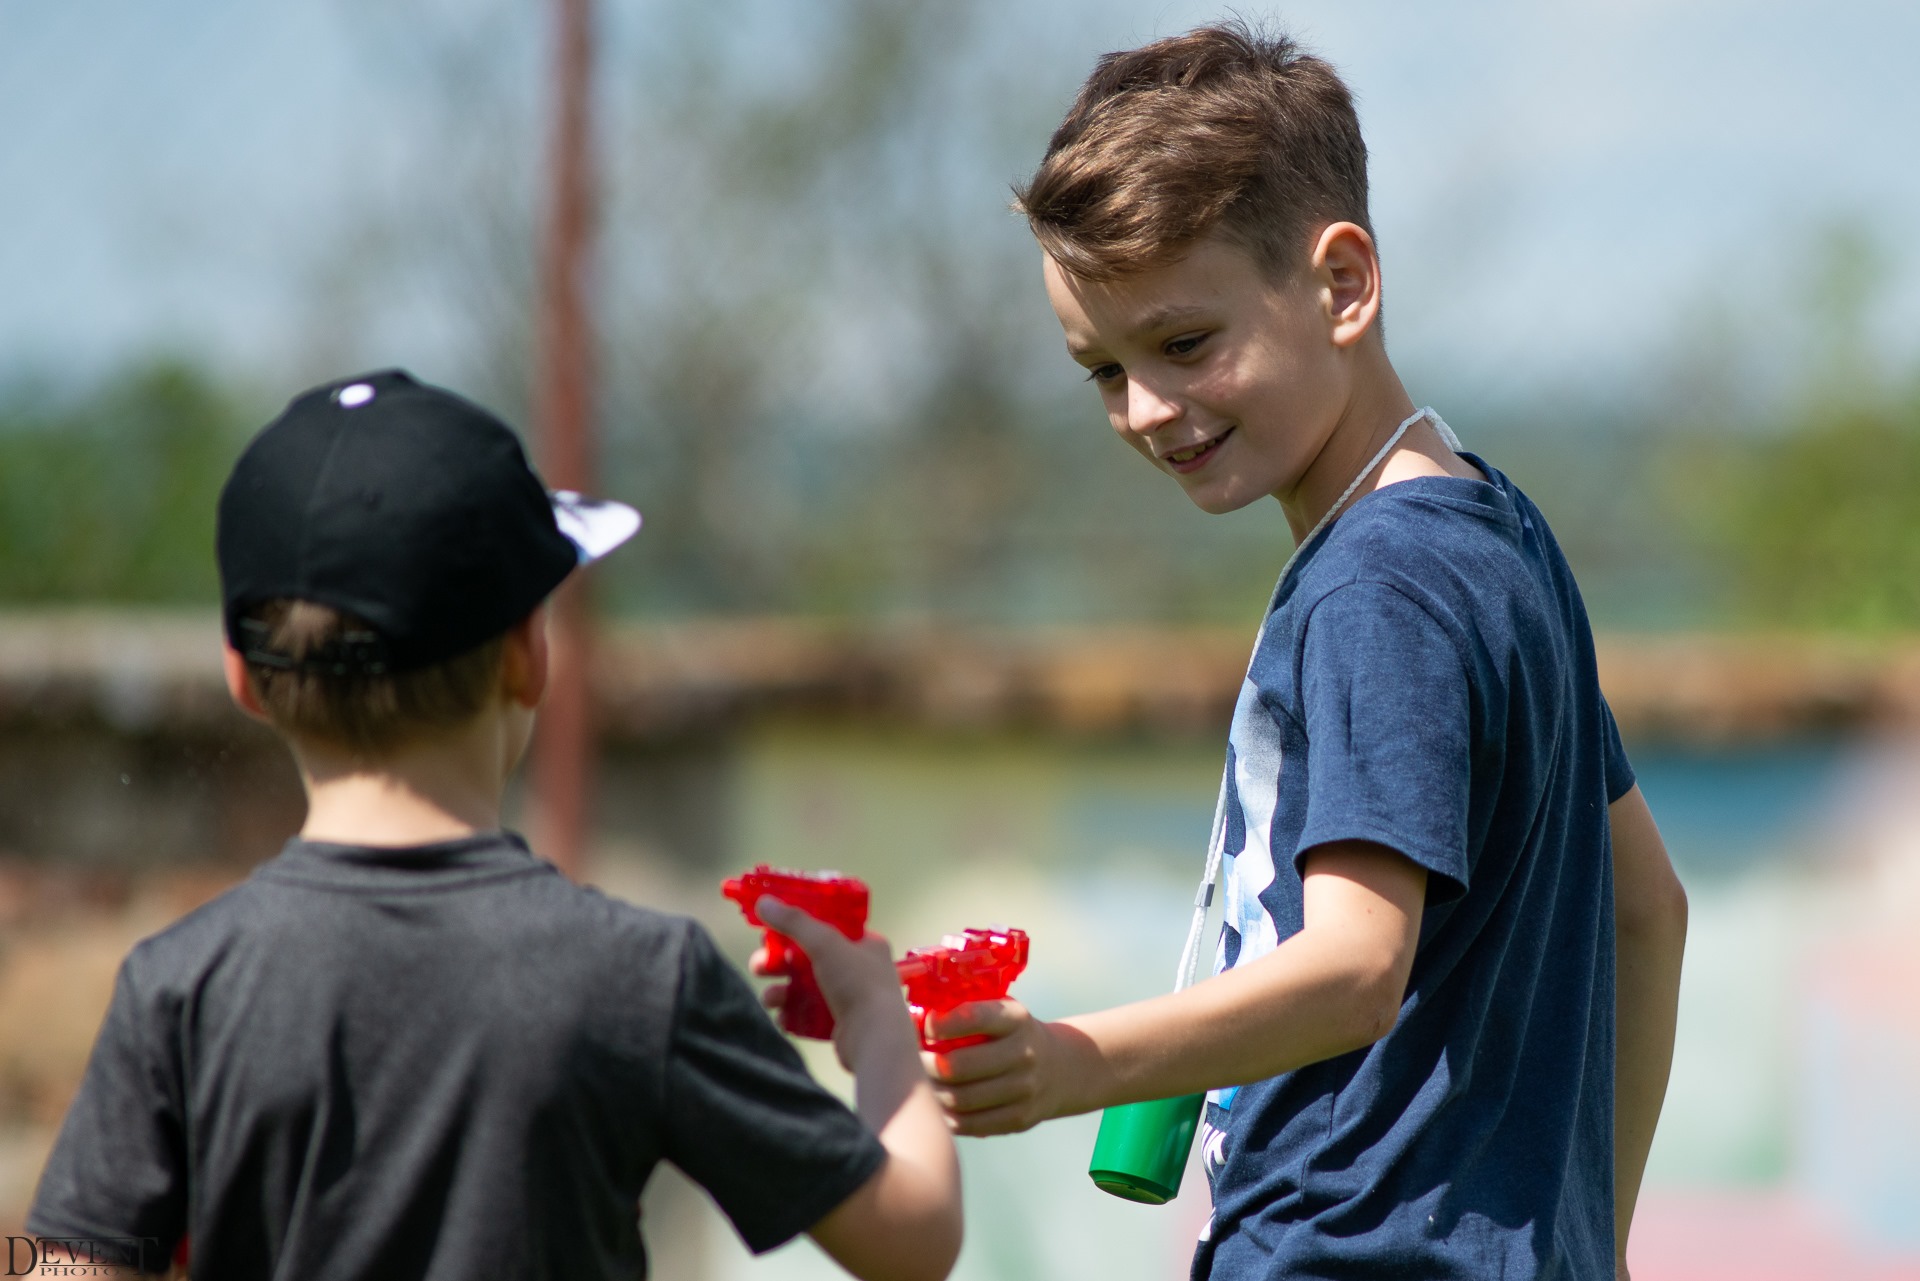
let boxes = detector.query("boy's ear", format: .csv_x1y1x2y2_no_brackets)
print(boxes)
501,608,550,709
1311,221,1382,349
221,644,272,723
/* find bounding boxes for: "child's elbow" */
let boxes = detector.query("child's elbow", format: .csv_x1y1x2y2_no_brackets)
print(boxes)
919,1210,964,1281
1354,980,1406,1051
811,1163,962,1281
1331,952,1412,1054
1617,864,1689,942
862,1214,962,1281
892,1203,963,1281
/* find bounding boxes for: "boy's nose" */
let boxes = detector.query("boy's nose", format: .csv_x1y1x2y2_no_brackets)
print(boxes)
1125,379,1183,435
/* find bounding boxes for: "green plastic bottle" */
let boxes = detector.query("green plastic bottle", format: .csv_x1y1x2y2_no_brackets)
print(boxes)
1091,762,1229,1205
1087,1092,1205,1204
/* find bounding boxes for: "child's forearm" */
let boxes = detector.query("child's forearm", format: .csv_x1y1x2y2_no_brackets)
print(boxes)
1614,929,1682,1264
811,993,963,1281
1057,913,1411,1111
1609,787,1687,1265
756,899,963,1281
1072,840,1424,1111
845,1005,954,1161
934,842,1426,1134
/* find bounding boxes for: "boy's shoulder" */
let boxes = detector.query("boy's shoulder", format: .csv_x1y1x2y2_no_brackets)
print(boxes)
1286,459,1573,643
1310,462,1527,584
119,833,712,999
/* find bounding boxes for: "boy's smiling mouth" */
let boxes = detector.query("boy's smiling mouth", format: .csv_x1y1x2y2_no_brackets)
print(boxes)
1160,428,1234,473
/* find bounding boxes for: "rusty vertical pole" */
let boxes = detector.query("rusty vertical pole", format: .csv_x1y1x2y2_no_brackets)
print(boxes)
532,0,596,878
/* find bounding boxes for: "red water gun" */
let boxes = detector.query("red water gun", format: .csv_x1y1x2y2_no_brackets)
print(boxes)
895,927,1030,1052
722,865,869,1039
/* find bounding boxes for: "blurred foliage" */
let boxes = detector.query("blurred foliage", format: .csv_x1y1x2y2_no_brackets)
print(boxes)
0,361,248,604
3,12,1914,634
1684,224,1920,632
1698,386,1920,631
308,0,1288,625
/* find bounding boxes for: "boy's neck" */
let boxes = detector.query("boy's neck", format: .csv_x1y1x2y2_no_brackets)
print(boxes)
1279,350,1481,543
290,711,524,849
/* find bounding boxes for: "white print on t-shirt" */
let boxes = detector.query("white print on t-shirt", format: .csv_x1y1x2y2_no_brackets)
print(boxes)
1196,1116,1230,1245
1201,1117,1230,1173
1206,677,1284,1116
1218,678,1284,971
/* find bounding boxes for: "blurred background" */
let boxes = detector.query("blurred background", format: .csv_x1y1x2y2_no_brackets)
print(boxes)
3,0,1920,1276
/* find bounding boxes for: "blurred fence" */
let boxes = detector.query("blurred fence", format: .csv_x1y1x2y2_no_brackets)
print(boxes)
11,612,1920,871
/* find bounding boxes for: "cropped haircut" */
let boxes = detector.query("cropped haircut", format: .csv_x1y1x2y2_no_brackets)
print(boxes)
241,600,507,754
1016,22,1371,281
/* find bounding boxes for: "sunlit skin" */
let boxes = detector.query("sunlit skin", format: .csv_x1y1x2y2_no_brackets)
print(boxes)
1043,225,1482,540
221,609,549,846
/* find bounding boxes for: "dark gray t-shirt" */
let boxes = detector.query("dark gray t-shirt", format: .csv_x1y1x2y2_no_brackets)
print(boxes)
1195,458,1634,1279
30,833,884,1278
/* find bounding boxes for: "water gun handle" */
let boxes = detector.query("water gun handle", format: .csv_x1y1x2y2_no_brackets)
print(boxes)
764,935,835,1039
911,1006,993,1054
722,867,869,1041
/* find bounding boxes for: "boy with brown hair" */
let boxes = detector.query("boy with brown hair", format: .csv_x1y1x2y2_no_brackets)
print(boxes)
927,24,1688,1280
29,369,961,1280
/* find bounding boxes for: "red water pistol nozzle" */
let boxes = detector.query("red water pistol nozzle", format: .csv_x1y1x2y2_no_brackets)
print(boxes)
895,927,1030,1052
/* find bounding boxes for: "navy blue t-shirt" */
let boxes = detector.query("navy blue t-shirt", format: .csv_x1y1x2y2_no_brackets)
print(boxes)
1193,457,1634,1280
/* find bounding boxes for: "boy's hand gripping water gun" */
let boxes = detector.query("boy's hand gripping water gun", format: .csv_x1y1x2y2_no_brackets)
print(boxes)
722,865,869,1039
895,927,1030,1053
722,867,1029,1050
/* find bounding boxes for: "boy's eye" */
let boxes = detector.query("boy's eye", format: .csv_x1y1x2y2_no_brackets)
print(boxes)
1085,363,1124,385
1165,333,1207,358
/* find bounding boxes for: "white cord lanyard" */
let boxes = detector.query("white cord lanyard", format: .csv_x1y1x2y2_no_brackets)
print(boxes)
1170,406,1460,992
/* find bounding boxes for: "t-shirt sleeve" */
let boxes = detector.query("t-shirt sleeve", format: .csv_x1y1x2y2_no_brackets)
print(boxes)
659,922,885,1254
1601,695,1636,803
27,954,187,1271
1295,581,1473,901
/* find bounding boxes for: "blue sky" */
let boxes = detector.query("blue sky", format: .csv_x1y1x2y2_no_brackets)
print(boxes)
4,0,1918,411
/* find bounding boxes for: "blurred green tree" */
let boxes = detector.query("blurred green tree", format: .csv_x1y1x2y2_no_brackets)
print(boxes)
1695,224,1920,631
317,0,1289,625
0,361,248,604
1707,388,1920,630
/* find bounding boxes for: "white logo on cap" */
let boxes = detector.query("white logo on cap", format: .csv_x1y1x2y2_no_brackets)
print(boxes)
337,383,376,408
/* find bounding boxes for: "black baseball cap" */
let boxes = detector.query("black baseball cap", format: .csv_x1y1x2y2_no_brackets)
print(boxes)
217,368,639,675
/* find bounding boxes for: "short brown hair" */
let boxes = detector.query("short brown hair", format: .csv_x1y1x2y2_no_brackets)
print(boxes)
241,600,507,753
1016,22,1370,281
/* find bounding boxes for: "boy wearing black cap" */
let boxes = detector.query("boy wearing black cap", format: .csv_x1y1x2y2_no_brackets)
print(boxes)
28,370,961,1280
